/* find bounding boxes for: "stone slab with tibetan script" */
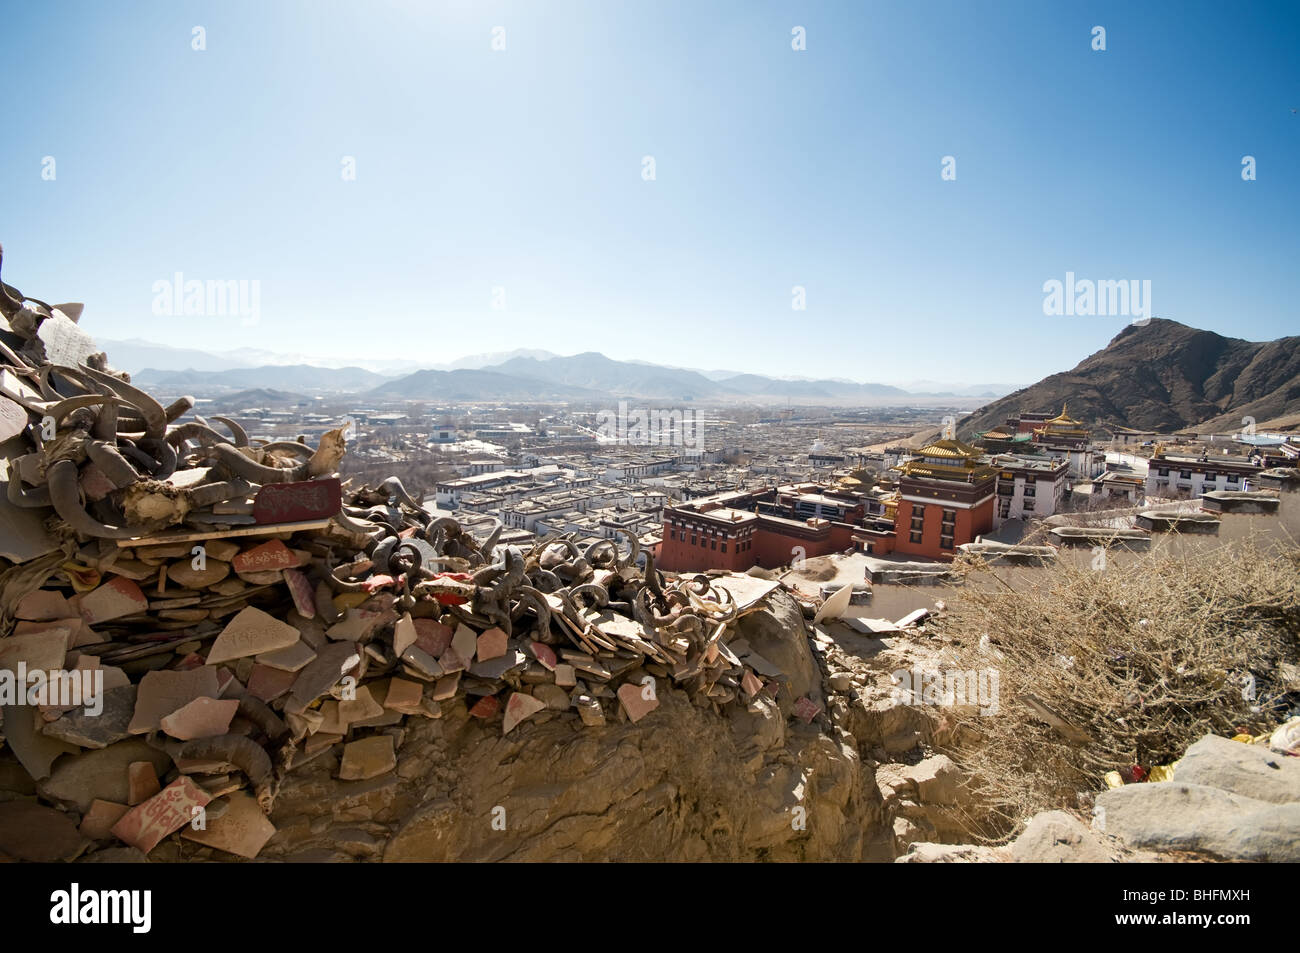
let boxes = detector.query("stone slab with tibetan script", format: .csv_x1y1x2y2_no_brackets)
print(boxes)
110,776,212,854
206,606,301,665
253,477,341,524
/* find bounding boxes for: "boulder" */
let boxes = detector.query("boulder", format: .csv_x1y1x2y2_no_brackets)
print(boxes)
1007,810,1112,863
1173,734,1300,805
1095,782,1300,862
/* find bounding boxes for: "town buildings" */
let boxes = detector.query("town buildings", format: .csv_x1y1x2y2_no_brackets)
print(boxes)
1144,448,1263,498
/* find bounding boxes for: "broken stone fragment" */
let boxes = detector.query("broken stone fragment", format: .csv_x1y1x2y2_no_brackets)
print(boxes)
554,664,577,688
246,663,296,702
15,588,73,621
181,790,276,859
476,627,508,662
110,776,212,854
128,667,221,735
392,612,417,656
0,625,70,675
617,683,660,723
286,641,360,711
413,618,453,656
468,695,500,720
529,641,557,671
576,695,605,727
255,639,316,672
78,799,130,840
338,685,385,726
400,645,443,678
0,800,87,862
127,761,162,805
232,538,300,573
792,696,821,724
431,671,460,701
2,702,79,780
502,692,546,735
384,677,425,714
827,672,853,693
468,648,526,681
166,559,230,589
437,645,468,674
451,623,478,663
338,735,396,781
532,683,571,711
325,605,391,642
159,696,239,741
42,684,137,749
282,567,316,618
79,577,148,624
206,606,302,665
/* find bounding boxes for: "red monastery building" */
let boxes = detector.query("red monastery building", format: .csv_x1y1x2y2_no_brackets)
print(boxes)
893,439,997,560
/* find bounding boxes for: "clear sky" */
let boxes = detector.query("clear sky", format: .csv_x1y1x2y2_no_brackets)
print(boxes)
2,0,1296,384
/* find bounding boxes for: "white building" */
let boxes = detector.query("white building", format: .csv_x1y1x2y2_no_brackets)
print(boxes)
1144,453,1261,498
989,454,1070,525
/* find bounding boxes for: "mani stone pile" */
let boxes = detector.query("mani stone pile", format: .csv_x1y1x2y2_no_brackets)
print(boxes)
0,244,798,861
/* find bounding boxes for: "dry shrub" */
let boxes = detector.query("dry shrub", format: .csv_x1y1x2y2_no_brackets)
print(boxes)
935,536,1300,840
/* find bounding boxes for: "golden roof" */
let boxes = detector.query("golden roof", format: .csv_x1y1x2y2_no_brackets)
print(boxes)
1044,403,1082,427
915,438,982,460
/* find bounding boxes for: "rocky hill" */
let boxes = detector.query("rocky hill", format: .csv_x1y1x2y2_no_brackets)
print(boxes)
959,319,1300,436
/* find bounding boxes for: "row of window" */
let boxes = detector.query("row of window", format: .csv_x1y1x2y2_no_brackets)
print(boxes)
1156,468,1240,482
668,529,750,553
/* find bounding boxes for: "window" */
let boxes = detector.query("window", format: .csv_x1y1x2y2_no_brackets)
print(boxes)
690,535,696,545
711,540,717,550
1024,484,1035,497
669,530,676,540
1180,471,1192,480
909,531,923,544
1227,473,1239,483
940,535,954,550
721,543,727,553
1023,498,1035,511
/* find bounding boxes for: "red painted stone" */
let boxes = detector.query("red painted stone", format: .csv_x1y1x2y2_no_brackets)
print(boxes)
793,696,821,723
252,477,341,524
529,641,557,671
232,539,299,574
80,577,147,624
283,568,316,618
110,776,212,854
413,618,453,657
468,695,500,720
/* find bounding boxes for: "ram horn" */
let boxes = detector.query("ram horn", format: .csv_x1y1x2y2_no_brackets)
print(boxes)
46,459,138,538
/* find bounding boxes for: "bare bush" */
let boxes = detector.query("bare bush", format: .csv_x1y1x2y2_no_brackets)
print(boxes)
935,538,1300,840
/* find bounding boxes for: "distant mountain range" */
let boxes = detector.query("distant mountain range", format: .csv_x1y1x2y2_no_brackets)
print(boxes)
361,351,918,402
102,340,560,377
114,340,1013,404
135,364,389,395
959,319,1300,436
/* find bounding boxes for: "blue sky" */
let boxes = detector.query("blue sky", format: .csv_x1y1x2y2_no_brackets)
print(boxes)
2,0,1296,384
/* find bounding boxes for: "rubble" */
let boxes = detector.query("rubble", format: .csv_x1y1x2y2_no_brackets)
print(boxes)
0,248,813,861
